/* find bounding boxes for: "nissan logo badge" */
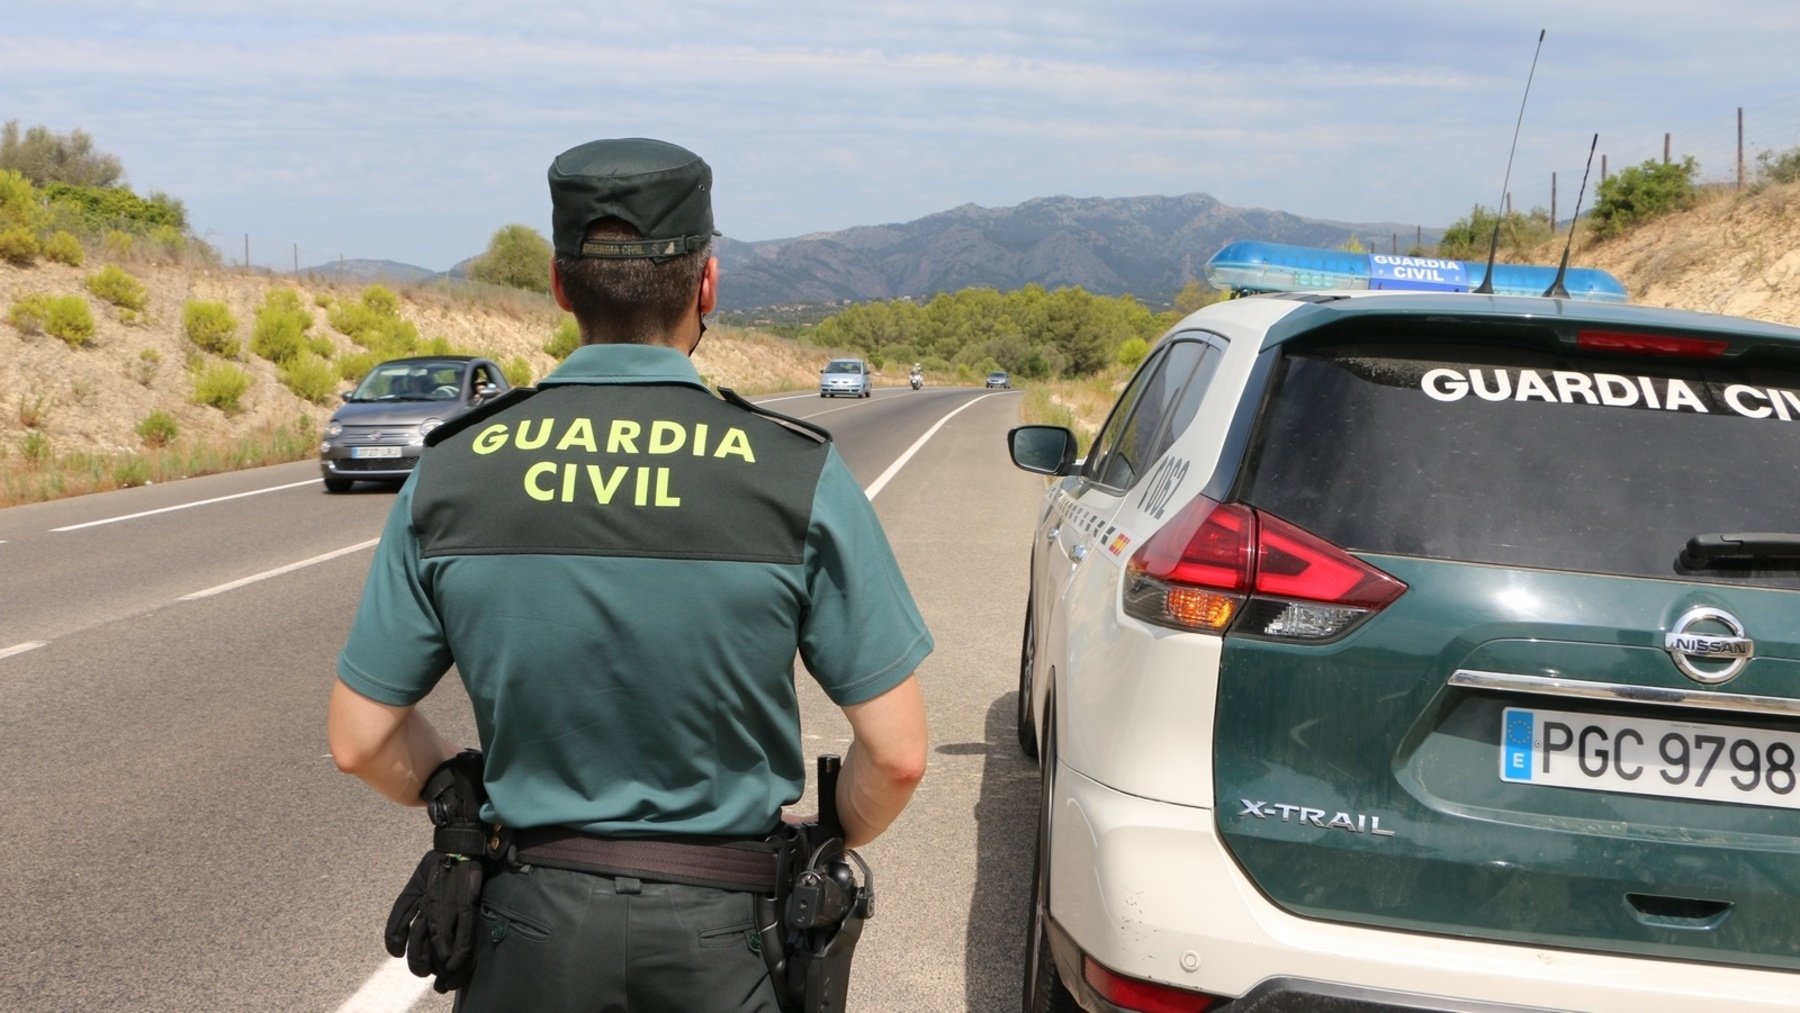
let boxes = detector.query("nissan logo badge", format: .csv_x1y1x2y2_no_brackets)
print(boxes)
1664,606,1753,685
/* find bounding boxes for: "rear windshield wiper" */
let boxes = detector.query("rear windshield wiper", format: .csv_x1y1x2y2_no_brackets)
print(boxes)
1679,533,1800,570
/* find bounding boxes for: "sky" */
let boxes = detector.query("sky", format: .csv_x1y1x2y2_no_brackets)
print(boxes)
5,1,1799,273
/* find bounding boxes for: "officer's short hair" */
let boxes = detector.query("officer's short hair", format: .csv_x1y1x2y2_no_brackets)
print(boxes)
556,219,711,344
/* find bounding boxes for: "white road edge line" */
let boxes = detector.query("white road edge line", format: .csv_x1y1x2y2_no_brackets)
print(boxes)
180,539,380,600
334,956,432,1013
864,393,1006,500
52,478,322,532
0,641,47,660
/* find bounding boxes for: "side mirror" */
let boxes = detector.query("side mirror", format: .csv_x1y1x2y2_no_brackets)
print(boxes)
1008,425,1077,476
475,383,499,401
339,390,353,402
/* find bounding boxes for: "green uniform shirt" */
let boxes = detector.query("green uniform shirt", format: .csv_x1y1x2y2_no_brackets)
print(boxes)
338,343,932,836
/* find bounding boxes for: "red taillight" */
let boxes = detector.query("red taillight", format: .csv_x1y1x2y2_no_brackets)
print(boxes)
1576,329,1729,358
1083,957,1218,1013
1124,497,1405,641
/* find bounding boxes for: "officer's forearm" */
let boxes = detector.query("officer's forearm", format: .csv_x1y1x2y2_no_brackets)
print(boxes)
328,680,461,806
836,676,928,848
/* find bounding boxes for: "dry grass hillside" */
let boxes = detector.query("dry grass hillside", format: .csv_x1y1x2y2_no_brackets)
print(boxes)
1540,179,1800,323
0,261,862,469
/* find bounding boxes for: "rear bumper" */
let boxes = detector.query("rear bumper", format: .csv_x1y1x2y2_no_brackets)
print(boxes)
1049,764,1800,1011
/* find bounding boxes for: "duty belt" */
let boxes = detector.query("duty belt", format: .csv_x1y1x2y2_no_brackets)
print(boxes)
507,826,789,894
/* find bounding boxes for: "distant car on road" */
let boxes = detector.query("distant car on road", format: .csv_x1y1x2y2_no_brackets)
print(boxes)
319,355,510,492
819,358,872,398
985,370,1011,389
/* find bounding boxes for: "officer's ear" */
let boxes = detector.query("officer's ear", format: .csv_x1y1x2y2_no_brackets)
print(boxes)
550,258,574,312
698,256,719,317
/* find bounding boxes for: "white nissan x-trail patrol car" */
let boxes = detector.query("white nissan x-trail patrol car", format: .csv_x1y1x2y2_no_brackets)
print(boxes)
1010,267,1800,1011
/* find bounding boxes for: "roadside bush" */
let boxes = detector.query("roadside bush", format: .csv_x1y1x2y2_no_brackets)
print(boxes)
183,299,240,357
17,392,50,427
328,285,419,358
1116,337,1149,368
1756,147,1800,186
545,317,580,359
7,292,51,333
136,409,178,447
0,168,41,230
191,361,252,414
21,430,51,466
1437,204,1555,260
42,181,185,234
279,352,338,404
85,265,149,314
307,332,336,358
467,223,552,294
101,230,133,259
251,288,312,364
42,230,84,266
502,356,533,387
338,349,380,383
44,295,95,346
0,226,39,265
1591,157,1698,237
132,347,161,386
112,456,150,488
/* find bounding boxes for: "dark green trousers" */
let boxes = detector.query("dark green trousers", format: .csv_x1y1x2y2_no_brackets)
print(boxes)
452,863,783,1012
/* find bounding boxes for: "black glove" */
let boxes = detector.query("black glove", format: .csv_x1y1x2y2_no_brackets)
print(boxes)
384,749,490,993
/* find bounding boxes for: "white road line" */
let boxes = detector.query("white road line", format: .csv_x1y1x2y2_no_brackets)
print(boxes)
0,641,47,660
865,393,1006,500
179,539,380,600
51,478,322,532
334,957,432,1013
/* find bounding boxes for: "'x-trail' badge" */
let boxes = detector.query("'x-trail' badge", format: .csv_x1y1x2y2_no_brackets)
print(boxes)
1665,606,1753,685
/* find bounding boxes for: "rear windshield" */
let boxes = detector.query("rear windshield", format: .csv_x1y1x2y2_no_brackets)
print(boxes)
1242,341,1800,587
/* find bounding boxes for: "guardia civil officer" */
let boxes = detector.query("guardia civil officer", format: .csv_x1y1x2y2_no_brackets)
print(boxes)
327,137,932,1011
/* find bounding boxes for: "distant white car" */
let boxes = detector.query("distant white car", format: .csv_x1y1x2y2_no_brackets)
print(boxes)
985,370,1011,389
819,358,871,398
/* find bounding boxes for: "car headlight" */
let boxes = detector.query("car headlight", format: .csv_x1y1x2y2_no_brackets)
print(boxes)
326,421,343,437
414,418,443,445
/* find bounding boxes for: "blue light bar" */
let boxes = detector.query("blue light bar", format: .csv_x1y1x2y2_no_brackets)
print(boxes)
1203,240,1628,303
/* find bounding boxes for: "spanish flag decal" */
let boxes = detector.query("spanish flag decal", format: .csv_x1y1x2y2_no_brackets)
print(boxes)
1107,532,1131,556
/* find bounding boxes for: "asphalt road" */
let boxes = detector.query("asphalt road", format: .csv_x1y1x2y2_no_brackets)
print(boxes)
0,383,1048,1012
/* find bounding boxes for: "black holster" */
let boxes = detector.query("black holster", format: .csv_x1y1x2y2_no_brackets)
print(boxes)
756,756,873,1013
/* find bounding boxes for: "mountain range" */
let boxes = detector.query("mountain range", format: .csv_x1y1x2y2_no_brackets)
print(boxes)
304,192,1442,311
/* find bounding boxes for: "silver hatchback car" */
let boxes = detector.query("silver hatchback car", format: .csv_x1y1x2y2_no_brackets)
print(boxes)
319,355,510,492
819,358,872,398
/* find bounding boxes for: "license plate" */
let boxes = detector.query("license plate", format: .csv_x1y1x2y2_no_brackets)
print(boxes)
351,446,403,459
1500,706,1800,810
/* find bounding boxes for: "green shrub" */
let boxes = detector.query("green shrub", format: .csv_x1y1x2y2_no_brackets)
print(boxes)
0,226,38,265
191,361,252,414
279,352,338,404
362,285,400,316
467,223,553,293
307,332,336,357
338,349,380,382
502,356,533,387
133,347,161,385
145,224,186,262
42,230,84,266
251,288,312,364
136,409,178,447
1117,337,1149,368
1591,157,1698,237
0,168,41,230
183,299,239,357
1756,147,1800,186
1436,205,1555,260
101,230,133,259
21,430,51,466
85,265,148,312
44,295,95,346
545,317,580,359
327,285,418,357
7,292,51,333
42,181,186,234
112,456,150,488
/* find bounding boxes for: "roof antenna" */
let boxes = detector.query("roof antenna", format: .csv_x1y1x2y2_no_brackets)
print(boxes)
1475,28,1547,295
1543,132,1599,299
